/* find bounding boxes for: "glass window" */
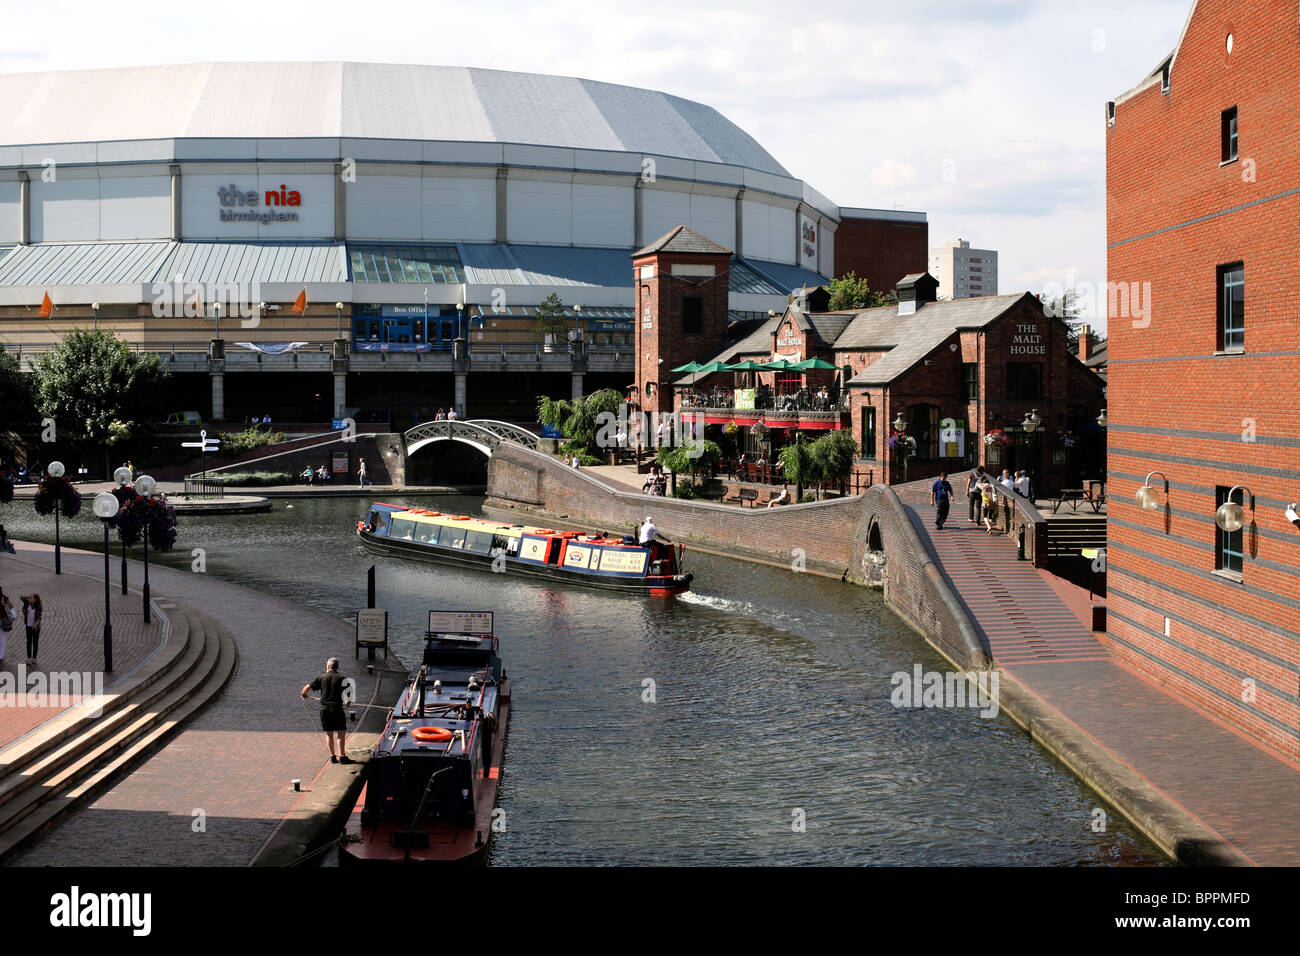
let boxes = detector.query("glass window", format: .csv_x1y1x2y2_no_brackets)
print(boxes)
908,404,940,459
681,296,704,335
440,526,468,550
1221,107,1238,163
465,530,494,554
1215,486,1244,575
1006,363,1042,400
961,363,978,402
860,406,877,460
1218,263,1244,351
390,518,417,540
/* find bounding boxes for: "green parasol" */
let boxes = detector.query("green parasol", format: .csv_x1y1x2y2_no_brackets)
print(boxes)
670,361,704,373
792,357,839,370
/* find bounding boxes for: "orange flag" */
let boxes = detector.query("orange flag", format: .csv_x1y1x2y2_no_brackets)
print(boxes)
39,291,53,318
291,289,308,316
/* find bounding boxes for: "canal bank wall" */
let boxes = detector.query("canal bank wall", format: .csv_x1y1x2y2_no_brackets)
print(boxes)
484,445,1262,865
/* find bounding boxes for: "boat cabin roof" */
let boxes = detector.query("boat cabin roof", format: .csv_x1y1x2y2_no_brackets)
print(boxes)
371,504,641,546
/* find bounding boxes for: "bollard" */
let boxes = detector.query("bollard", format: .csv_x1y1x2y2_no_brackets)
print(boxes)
291,779,301,792
1017,524,1026,561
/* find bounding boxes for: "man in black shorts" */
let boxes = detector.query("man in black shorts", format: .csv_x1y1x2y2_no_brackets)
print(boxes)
301,657,352,764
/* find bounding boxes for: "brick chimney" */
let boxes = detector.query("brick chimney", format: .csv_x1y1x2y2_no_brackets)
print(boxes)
1078,323,1091,361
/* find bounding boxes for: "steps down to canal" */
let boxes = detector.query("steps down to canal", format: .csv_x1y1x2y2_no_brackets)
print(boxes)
1045,513,1107,559
0,602,238,862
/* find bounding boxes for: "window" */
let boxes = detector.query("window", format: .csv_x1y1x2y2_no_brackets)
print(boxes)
1006,363,1042,400
961,363,978,401
1217,262,1244,351
775,372,800,394
681,296,704,334
1215,486,1244,576
860,406,877,460
1221,107,1238,163
908,404,940,459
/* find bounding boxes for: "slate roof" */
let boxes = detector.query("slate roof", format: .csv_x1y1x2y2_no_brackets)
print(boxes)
632,225,732,258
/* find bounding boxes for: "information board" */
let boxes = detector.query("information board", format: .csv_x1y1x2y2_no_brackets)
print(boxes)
355,608,389,659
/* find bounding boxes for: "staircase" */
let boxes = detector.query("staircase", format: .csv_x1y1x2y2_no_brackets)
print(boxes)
1046,513,1107,559
0,601,238,862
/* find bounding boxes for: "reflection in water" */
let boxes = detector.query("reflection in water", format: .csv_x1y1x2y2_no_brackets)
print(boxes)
5,495,1166,865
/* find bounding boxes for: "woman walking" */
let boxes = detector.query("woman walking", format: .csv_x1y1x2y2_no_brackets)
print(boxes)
978,478,999,535
22,593,41,664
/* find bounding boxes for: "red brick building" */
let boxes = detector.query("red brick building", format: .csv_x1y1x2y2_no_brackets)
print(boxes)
1107,0,1300,759
669,269,1105,491
834,207,929,293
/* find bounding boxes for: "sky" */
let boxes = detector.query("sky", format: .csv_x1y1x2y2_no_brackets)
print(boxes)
0,0,1194,329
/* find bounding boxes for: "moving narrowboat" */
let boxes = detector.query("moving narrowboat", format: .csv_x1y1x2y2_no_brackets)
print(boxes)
356,504,693,597
339,611,509,865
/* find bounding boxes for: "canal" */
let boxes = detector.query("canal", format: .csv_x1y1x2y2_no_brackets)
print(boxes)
6,495,1166,865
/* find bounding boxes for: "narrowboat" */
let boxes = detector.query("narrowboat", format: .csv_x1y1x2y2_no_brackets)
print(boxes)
339,611,510,865
356,504,693,597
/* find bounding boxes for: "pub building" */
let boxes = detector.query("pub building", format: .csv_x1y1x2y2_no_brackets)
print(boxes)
633,231,1105,492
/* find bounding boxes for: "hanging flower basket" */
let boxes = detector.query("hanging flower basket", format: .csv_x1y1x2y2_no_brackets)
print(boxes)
886,431,917,457
1055,429,1078,450
723,419,739,436
752,421,769,442
115,494,178,551
33,474,82,518
983,428,1011,449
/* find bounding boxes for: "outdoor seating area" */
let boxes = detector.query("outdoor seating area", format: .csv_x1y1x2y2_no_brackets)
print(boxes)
1048,479,1107,514
679,385,847,413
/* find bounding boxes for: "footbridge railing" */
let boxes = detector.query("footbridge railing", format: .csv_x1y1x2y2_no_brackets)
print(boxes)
403,419,540,457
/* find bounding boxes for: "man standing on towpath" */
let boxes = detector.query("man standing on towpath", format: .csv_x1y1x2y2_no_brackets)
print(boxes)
301,657,352,764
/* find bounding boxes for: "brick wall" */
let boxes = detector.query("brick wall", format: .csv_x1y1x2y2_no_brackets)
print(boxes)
1107,0,1300,759
197,434,402,485
833,217,928,289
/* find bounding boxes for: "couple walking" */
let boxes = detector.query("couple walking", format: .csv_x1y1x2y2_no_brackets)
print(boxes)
929,466,1005,535
0,591,41,665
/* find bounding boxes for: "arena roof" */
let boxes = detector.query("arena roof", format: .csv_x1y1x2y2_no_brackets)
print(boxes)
0,62,792,177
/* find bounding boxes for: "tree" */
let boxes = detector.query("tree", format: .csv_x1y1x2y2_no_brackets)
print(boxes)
1039,288,1094,353
778,435,818,501
0,343,34,425
656,440,721,485
537,388,624,456
808,430,858,496
32,329,169,460
826,271,888,312
531,292,570,337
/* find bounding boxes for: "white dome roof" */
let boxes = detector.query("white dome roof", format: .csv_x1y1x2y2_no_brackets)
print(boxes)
0,61,790,176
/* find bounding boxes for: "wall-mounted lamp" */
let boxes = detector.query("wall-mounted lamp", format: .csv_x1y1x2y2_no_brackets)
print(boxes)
1214,484,1254,533
1135,470,1168,511
1286,503,1299,529
1096,408,1108,427
892,412,907,433
1022,408,1042,433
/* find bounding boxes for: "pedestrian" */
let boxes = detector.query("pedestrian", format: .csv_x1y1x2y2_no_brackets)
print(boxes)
0,589,16,663
930,472,954,529
435,408,446,421
966,465,986,522
0,523,13,554
301,657,352,764
447,408,458,421
1015,470,1031,499
358,458,369,488
999,469,1015,493
979,478,999,534
22,593,42,664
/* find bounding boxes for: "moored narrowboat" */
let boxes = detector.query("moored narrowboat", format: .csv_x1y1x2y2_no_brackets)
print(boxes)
340,611,510,865
356,504,692,596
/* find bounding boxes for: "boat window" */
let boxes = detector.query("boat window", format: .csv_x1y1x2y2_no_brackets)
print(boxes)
441,526,468,550
465,530,494,554
367,511,383,534
415,523,438,544
390,518,417,540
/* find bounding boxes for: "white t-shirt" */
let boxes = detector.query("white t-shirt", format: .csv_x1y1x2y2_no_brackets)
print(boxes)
26,604,36,627
1015,476,1030,496
639,521,657,544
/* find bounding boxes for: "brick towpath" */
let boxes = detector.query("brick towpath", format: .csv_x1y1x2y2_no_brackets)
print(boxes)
7,541,390,867
895,480,1300,865
0,553,167,750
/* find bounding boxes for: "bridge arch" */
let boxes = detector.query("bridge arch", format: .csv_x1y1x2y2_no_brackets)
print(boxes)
403,419,540,458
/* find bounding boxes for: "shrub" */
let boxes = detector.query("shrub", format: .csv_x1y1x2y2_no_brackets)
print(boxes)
218,427,288,455
216,471,294,487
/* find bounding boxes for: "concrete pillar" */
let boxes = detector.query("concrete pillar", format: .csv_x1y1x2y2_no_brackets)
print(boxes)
455,371,467,419
169,164,182,240
495,167,508,243
733,186,745,260
571,371,584,400
633,178,644,249
333,371,347,419
794,201,804,266
17,170,29,245
211,372,225,421
333,162,346,240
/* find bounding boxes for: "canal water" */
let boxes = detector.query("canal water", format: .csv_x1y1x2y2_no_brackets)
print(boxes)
6,495,1166,865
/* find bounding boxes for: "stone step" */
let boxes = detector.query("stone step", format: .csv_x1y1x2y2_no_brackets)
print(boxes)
0,602,194,790
0,608,238,863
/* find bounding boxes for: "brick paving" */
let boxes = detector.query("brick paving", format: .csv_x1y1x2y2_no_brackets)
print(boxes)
0,550,167,748
896,481,1300,865
8,541,392,867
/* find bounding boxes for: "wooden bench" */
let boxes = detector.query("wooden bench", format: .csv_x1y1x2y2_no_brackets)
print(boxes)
724,487,760,507
1051,489,1086,513
1082,481,1107,513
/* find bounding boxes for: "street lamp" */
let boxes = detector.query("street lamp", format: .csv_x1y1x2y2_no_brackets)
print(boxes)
92,492,119,672
1022,408,1042,433
456,300,465,339
212,301,222,339
1214,484,1254,533
113,465,133,594
135,474,157,624
92,301,101,330
48,460,65,574
1096,408,1108,428
892,412,907,433
335,301,344,339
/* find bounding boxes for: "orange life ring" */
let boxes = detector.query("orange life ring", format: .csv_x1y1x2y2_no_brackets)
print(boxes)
452,515,471,520
561,531,578,539
412,725,454,743
427,511,442,516
533,529,555,535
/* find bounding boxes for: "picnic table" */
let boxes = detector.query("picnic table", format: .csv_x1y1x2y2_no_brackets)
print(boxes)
1051,488,1086,513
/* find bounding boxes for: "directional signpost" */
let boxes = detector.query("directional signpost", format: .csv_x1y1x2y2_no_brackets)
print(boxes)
182,429,221,479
